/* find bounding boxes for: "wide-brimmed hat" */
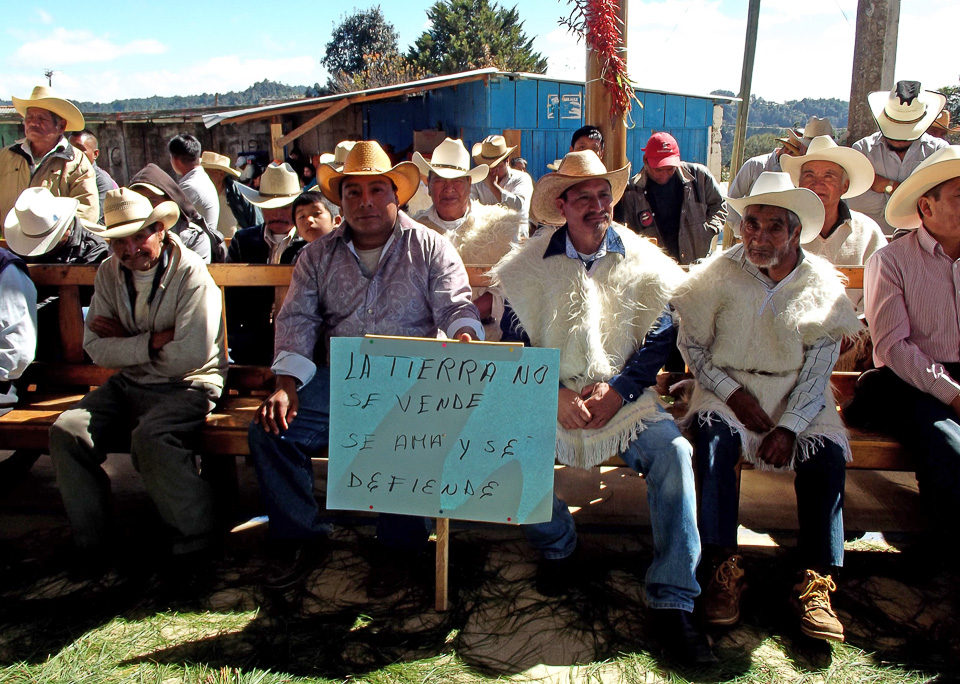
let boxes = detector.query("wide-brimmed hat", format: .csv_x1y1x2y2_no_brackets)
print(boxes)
531,150,630,226
885,145,960,230
11,85,84,132
781,135,874,199
3,187,78,257
235,162,301,208
776,129,805,155
319,140,357,171
84,188,179,239
315,141,420,207
200,150,240,178
931,110,960,135
801,116,834,143
471,135,515,168
727,171,825,244
868,81,946,142
413,138,488,183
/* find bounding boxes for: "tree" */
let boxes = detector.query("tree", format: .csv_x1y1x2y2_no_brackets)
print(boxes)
407,0,547,75
322,7,399,77
330,52,429,94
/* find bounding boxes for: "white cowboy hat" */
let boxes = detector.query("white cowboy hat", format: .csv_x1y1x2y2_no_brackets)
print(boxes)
546,159,563,171
412,138,488,183
200,150,240,178
885,145,960,230
471,135,516,168
235,162,302,208
800,116,834,143
84,188,179,239
780,135,874,199
868,81,946,142
531,150,630,226
727,172,825,245
315,141,420,207
319,140,357,171
3,187,78,257
11,85,84,132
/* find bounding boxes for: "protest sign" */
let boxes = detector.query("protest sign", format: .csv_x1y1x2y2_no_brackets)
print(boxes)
327,336,559,525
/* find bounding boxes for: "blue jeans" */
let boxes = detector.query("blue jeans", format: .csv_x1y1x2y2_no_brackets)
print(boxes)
694,421,846,569
524,411,701,612
248,368,431,550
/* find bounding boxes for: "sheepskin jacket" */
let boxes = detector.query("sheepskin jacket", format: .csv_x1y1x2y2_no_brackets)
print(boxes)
672,247,861,469
490,223,685,469
416,201,519,340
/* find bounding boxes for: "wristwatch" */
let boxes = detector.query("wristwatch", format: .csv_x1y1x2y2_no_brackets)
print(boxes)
884,184,894,195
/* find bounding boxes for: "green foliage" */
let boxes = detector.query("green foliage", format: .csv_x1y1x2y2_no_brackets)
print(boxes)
742,132,780,160
407,0,547,75
321,6,400,78
330,52,430,94
70,80,311,113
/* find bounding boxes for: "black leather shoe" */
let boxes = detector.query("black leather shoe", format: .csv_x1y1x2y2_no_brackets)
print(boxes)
264,539,328,591
649,608,718,666
535,554,578,597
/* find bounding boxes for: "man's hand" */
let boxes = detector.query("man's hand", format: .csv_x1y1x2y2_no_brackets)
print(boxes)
756,426,796,468
581,382,624,429
558,386,592,430
870,174,898,195
150,328,175,352
88,316,129,339
474,291,494,320
452,328,476,342
255,375,300,435
726,387,775,433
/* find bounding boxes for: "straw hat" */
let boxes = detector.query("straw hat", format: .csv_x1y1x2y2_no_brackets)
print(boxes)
200,151,240,178
780,135,874,199
868,81,946,142
3,187,78,257
84,188,179,239
776,129,805,155
11,85,84,132
727,172,825,244
931,110,960,135
531,150,630,226
315,141,420,207
471,135,515,168
885,145,960,230
319,140,357,171
412,138,488,183
235,162,302,208
800,116,834,143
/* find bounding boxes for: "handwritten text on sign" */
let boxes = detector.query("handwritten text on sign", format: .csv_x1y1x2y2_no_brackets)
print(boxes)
327,337,559,524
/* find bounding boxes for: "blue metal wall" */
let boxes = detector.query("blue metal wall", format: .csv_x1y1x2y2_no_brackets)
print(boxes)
366,75,717,181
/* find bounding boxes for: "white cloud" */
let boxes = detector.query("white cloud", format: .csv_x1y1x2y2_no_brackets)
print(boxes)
12,28,166,67
35,9,53,25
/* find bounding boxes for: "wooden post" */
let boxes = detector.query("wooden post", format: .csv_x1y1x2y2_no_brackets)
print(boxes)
584,0,628,171
270,116,284,163
847,0,900,144
435,517,450,611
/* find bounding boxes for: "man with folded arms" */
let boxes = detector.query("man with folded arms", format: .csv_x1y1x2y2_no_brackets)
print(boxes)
247,141,482,593
49,188,227,571
674,172,860,643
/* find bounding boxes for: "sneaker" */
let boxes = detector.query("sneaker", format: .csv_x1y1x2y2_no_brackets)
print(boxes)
793,569,845,642
648,608,718,665
703,554,746,626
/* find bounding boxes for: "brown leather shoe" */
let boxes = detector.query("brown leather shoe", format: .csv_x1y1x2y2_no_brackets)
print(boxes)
703,554,746,626
793,569,845,642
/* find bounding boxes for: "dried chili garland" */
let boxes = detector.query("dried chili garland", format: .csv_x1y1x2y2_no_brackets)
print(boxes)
561,0,640,121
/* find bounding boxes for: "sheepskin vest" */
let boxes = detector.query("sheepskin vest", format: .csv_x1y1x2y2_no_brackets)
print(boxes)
672,247,861,469
491,224,685,469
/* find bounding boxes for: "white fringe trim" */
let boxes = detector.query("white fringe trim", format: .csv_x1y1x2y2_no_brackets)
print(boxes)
556,408,673,470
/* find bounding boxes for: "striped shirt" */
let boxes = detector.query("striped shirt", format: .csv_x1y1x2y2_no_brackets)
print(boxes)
679,245,841,434
864,225,960,405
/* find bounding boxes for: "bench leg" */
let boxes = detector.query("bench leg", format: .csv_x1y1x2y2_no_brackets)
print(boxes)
201,455,239,530
0,450,42,493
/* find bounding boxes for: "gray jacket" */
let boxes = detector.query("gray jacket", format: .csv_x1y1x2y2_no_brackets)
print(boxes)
619,162,725,264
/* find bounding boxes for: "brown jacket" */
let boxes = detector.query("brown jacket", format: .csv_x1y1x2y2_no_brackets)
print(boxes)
0,140,99,224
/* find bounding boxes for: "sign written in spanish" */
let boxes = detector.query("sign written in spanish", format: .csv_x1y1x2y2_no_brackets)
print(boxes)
327,336,559,525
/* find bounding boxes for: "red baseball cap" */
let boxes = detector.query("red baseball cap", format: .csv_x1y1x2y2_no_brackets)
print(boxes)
642,132,681,168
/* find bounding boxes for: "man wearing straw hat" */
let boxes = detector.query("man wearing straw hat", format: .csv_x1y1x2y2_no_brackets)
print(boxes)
247,141,482,592
853,146,960,558
848,80,948,235
927,109,960,142
493,150,715,665
673,172,860,643
412,137,520,340
200,151,261,239
470,134,533,240
49,188,227,572
0,85,98,225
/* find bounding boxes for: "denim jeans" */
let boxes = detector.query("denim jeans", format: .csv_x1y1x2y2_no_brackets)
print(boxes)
248,367,431,550
523,410,702,612
694,421,846,569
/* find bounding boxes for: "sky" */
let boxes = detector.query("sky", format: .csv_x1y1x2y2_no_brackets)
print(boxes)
2,0,956,105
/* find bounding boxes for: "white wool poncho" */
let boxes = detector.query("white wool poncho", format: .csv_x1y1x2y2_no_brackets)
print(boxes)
672,248,862,470
490,224,686,469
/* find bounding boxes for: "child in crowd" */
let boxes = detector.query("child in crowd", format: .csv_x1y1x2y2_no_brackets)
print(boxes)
292,191,341,243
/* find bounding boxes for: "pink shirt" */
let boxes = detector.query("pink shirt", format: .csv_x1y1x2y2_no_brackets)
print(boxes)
865,226,960,404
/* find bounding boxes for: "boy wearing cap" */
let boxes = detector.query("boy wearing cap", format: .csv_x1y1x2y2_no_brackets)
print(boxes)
49,188,227,568
619,131,725,264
